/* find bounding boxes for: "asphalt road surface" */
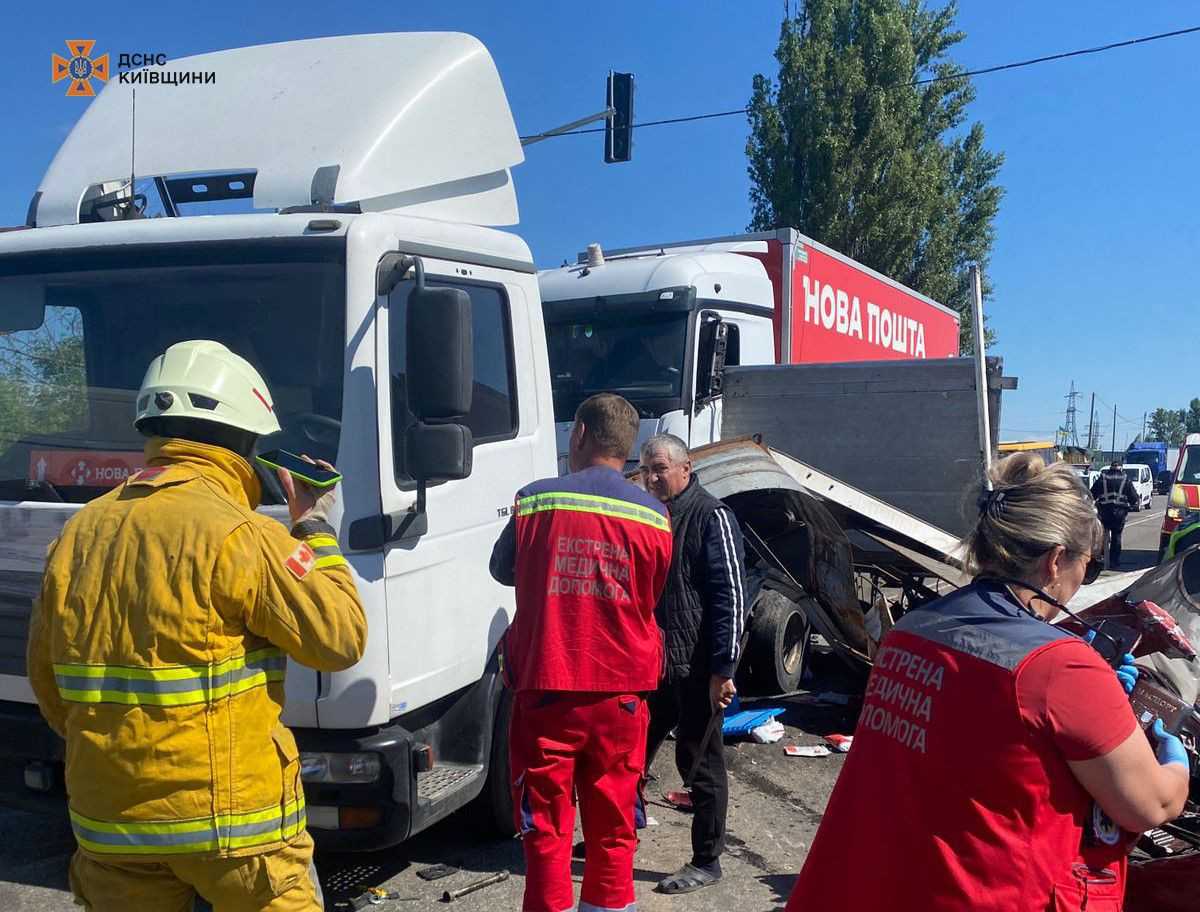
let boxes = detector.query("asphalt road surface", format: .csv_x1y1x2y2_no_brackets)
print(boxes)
0,658,862,912
0,496,1172,911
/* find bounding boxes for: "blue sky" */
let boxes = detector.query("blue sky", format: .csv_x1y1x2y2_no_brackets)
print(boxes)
2,1,1197,445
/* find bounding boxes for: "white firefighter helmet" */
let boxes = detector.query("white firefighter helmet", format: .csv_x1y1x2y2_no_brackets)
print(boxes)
135,340,282,437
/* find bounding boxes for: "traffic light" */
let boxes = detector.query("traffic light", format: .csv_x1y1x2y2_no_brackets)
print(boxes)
605,72,634,164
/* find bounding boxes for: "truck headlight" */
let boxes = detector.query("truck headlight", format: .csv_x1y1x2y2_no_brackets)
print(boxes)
300,751,382,784
1168,507,1188,521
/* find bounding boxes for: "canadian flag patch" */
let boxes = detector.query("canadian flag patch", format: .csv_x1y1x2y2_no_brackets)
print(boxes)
284,542,316,580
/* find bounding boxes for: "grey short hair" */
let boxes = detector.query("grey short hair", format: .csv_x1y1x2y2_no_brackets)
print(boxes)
641,433,690,465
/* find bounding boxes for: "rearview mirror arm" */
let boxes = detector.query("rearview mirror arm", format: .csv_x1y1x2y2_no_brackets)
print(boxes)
347,485,430,551
377,253,426,297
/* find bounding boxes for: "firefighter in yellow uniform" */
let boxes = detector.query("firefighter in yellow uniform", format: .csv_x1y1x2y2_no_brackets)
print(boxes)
26,340,367,911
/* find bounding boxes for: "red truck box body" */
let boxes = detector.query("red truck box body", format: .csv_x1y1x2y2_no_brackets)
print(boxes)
742,229,960,364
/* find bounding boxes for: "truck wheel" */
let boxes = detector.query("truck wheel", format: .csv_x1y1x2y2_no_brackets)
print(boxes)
474,688,516,838
745,589,809,695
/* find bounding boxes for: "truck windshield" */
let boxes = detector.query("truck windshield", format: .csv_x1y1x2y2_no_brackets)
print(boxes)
545,312,688,422
1125,451,1158,467
1180,446,1200,484
0,241,345,504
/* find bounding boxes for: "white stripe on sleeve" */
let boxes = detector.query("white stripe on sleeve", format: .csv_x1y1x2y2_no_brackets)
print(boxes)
715,508,745,662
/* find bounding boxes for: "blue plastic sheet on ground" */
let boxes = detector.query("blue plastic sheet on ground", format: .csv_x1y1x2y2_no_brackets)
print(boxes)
722,707,785,737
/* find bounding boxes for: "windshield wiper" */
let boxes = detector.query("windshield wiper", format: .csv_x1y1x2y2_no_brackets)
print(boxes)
22,480,65,503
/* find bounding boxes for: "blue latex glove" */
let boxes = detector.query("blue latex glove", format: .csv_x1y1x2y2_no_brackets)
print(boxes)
1152,719,1190,771
1115,653,1139,695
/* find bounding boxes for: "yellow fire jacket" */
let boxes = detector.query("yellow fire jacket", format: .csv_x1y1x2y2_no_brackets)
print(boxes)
27,438,367,859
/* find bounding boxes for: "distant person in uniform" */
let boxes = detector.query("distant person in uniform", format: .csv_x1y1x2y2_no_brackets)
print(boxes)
1092,459,1139,567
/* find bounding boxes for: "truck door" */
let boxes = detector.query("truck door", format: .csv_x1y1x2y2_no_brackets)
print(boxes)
370,256,541,721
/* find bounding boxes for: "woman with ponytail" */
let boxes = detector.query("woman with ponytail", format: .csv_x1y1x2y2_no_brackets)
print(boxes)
785,454,1189,911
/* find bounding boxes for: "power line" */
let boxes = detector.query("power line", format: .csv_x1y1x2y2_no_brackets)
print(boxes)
521,25,1200,142
906,25,1200,86
1093,394,1142,427
522,107,749,140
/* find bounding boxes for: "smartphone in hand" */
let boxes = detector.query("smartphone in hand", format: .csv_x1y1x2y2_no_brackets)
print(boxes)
255,449,342,488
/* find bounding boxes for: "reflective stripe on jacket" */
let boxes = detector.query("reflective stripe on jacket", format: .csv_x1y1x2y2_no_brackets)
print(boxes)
27,437,367,859
1093,470,1134,508
490,465,672,693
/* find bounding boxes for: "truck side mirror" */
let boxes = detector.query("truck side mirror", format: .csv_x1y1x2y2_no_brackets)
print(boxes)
405,423,473,482
402,258,475,488
695,315,729,411
407,284,473,421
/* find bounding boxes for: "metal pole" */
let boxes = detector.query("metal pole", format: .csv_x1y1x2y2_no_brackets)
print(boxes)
1087,393,1096,451
969,265,993,488
520,107,616,146
1111,403,1117,459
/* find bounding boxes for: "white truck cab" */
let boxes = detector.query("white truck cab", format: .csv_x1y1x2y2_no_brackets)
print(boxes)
0,33,555,849
538,231,960,471
539,243,777,470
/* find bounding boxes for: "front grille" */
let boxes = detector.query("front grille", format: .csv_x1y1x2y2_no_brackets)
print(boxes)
0,572,41,677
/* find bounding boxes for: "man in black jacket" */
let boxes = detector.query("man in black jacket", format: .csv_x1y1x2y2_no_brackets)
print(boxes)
639,433,747,895
1091,460,1139,567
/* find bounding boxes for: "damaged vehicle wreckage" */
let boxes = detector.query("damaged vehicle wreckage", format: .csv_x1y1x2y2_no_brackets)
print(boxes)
690,435,1200,910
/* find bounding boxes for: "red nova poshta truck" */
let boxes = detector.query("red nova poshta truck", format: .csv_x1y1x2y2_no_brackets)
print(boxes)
538,227,961,467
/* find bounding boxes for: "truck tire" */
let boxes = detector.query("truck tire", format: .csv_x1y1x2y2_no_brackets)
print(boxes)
474,688,516,838
745,588,809,695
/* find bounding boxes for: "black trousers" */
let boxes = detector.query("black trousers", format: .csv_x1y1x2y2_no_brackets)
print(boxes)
645,675,727,866
1100,507,1128,566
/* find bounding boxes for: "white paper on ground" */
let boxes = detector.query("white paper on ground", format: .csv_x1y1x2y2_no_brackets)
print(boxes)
751,720,786,744
785,744,831,757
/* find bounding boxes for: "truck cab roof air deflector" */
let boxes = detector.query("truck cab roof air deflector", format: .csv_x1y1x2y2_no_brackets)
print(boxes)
34,33,525,228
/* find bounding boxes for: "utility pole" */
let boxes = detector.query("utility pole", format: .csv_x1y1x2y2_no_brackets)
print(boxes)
1111,403,1117,460
969,265,993,485
1087,393,1096,450
1142,411,1147,441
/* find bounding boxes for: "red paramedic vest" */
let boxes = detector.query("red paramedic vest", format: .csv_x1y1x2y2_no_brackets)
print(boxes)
788,581,1132,912
506,466,672,693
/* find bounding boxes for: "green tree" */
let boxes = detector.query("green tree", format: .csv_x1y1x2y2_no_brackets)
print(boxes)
1186,398,1200,435
746,0,1004,352
1148,407,1187,446
0,307,86,451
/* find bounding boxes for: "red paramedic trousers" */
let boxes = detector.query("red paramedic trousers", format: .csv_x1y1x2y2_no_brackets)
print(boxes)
510,691,648,912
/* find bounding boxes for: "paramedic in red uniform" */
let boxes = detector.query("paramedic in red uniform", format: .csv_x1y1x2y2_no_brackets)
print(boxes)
786,453,1190,912
490,393,673,912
